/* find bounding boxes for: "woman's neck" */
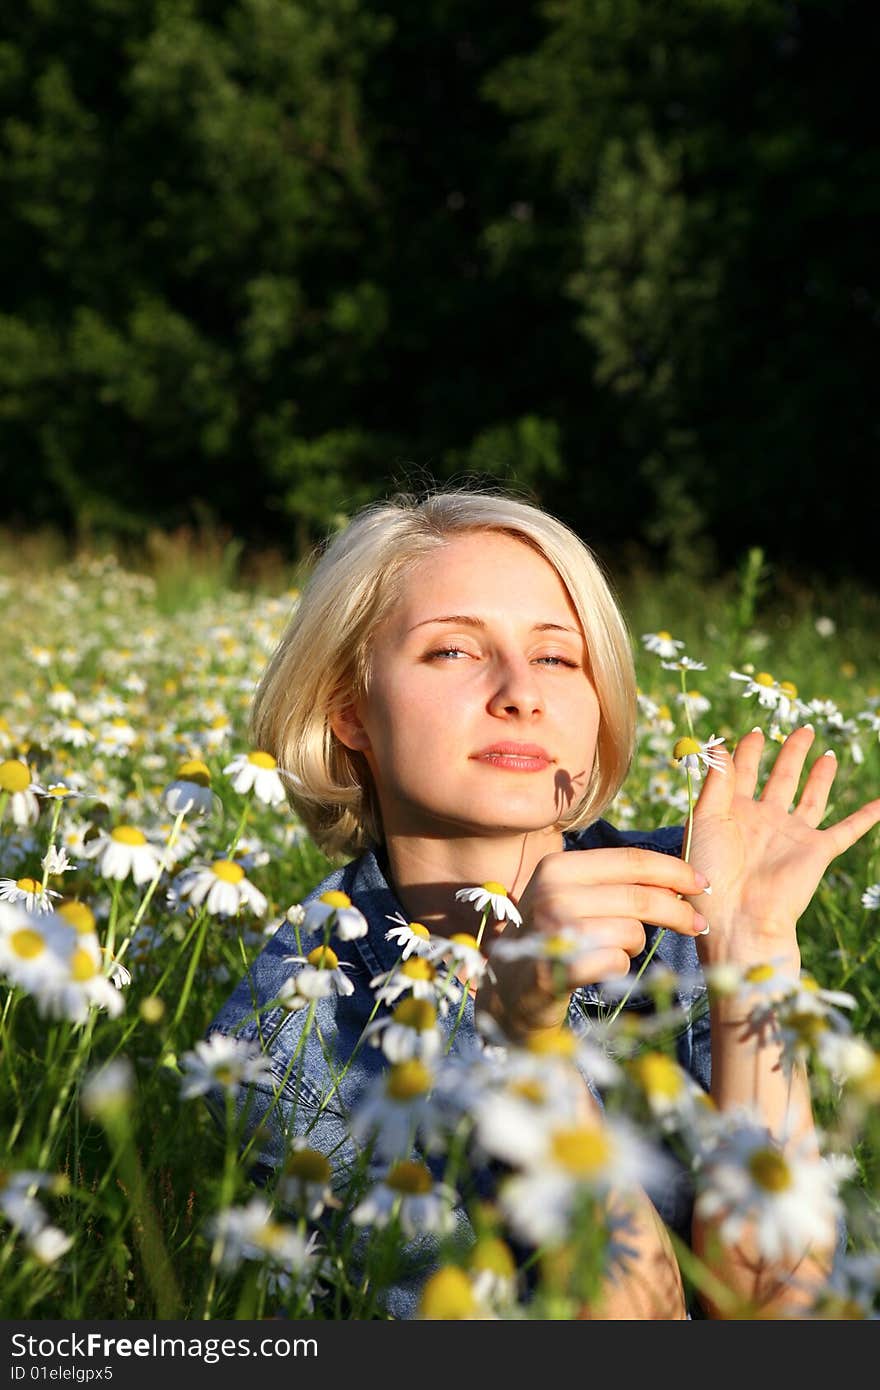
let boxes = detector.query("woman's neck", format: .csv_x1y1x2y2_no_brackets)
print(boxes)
380,825,565,941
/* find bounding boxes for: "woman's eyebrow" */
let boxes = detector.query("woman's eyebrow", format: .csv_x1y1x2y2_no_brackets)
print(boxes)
407,614,581,635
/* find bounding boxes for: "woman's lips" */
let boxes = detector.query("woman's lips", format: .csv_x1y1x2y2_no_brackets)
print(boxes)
472,744,552,772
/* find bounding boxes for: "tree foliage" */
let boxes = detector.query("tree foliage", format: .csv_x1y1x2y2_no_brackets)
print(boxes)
1,0,877,580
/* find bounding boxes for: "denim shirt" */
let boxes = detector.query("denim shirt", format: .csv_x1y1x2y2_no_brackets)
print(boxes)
207,818,711,1317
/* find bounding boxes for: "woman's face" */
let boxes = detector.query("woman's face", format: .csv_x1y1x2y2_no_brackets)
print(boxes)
333,531,601,840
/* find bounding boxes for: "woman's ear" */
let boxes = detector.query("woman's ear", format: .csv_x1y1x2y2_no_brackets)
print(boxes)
329,702,372,753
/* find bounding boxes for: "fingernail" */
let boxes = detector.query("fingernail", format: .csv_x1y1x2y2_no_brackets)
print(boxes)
694,871,710,890
694,914,709,934
751,726,764,734
823,749,837,758
803,723,815,731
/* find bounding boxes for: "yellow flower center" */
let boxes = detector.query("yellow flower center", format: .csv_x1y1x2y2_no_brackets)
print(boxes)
211,860,245,884
15,877,41,895
176,759,211,786
58,901,97,935
544,934,574,957
392,998,438,1032
284,1148,332,1185
10,929,45,959
71,949,98,982
386,1160,434,1195
319,890,352,909
785,1011,827,1045
385,1060,432,1101
408,922,431,939
657,704,671,720
0,760,31,793
745,963,776,984
401,958,435,981
306,945,339,970
550,1125,612,1176
470,1236,516,1278
748,1148,792,1193
779,680,798,698
656,631,672,641
111,826,147,846
673,737,700,759
525,1030,576,1058
631,1052,684,1100
247,751,277,769
210,715,229,729
754,671,775,687
449,933,481,951
510,1079,546,1105
800,975,819,993
419,1267,476,1320
481,881,508,896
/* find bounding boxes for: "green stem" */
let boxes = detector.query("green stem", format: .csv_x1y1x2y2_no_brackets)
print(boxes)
40,798,65,891
114,809,186,968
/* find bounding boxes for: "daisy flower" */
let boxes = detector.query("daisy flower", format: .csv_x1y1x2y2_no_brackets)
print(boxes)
223,750,287,806
0,1169,56,1236
351,1159,456,1239
426,932,492,990
80,1059,134,1119
369,956,463,1012
454,881,523,929
27,1224,74,1266
301,890,368,941
0,759,45,827
275,1144,338,1220
491,924,590,968
672,733,726,777
41,845,72,878
625,1051,717,1140
350,1059,444,1161
661,656,706,672
362,998,444,1062
694,1125,848,1263
861,883,880,911
0,877,61,914
80,825,165,885
417,1265,492,1321
0,908,72,1001
171,859,267,919
178,1034,275,1100
46,684,77,714
162,759,215,817
468,1235,519,1312
279,945,355,1009
384,913,435,959
641,631,685,659
209,1196,320,1280
675,688,712,715
730,669,782,708
499,1114,669,1248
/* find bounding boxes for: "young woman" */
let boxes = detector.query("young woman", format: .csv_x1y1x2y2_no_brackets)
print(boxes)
208,486,880,1318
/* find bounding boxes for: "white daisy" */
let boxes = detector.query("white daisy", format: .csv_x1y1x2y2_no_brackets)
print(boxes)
0,877,61,914
0,908,72,1000
350,1059,444,1161
351,1159,456,1239
369,955,463,1013
454,881,523,928
384,915,435,959
0,759,45,827
223,751,287,806
426,932,493,990
178,1034,275,1100
672,733,726,777
362,998,444,1062
301,890,368,941
642,630,685,658
661,656,707,672
279,945,355,1009
171,859,267,919
209,1196,320,1277
80,825,165,885
275,1144,339,1220
730,669,782,707
0,1169,55,1236
51,718,94,748
861,884,880,911
499,1114,669,1248
81,1059,135,1118
27,1224,73,1266
162,759,216,817
694,1124,847,1263
675,688,712,715
491,924,591,968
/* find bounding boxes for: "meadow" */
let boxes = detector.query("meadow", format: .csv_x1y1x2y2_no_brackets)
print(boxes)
1,533,878,1320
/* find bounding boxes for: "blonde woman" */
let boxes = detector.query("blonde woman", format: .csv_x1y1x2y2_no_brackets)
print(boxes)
208,486,880,1318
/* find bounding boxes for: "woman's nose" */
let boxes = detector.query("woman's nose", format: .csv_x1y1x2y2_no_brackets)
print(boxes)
486,655,545,717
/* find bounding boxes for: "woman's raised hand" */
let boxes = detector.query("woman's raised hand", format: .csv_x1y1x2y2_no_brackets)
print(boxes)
477,848,708,1043
684,725,880,967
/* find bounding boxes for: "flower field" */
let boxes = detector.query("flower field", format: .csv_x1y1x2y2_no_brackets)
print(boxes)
1,548,878,1319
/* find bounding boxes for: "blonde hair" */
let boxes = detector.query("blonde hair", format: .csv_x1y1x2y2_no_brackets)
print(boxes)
251,486,637,858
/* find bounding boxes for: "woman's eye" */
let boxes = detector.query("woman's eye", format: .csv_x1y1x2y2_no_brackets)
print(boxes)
426,647,576,667
427,646,470,660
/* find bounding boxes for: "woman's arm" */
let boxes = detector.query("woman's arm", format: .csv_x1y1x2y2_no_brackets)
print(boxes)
685,726,880,1317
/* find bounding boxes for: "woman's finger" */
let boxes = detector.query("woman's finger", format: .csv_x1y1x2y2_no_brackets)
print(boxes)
792,748,838,827
731,726,766,801
758,725,815,809
692,746,736,818
824,797,880,859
